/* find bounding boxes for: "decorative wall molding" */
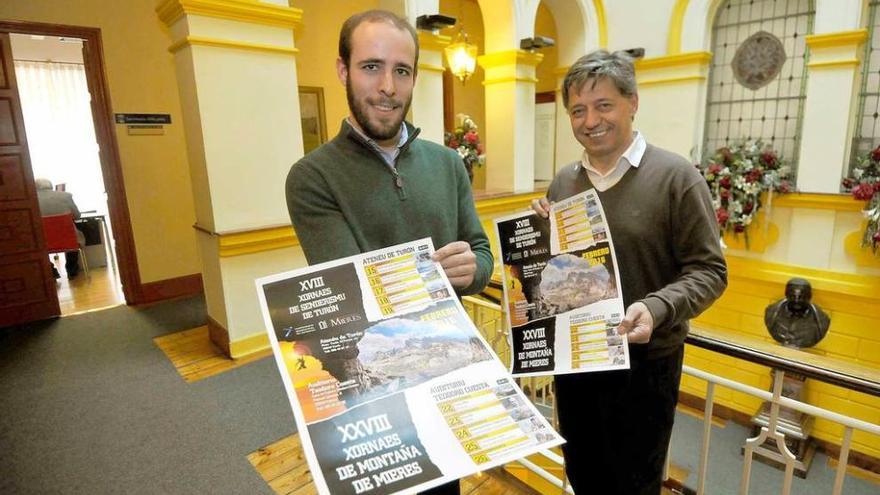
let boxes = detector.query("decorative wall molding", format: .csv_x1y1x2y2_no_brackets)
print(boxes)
807,59,860,70
772,193,863,212
844,225,880,269
481,76,539,85
474,191,546,216
156,0,303,29
417,31,451,52
478,50,544,69
638,75,707,87
666,0,691,54
725,255,880,302
168,36,298,56
216,225,298,257
805,29,869,50
230,332,270,359
636,51,712,71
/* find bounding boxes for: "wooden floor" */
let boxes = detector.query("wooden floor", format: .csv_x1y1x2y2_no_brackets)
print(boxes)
52,255,125,316
153,325,273,383
248,434,542,495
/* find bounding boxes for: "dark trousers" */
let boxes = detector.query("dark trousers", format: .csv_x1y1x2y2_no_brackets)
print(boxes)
419,479,459,495
64,250,80,275
555,346,684,495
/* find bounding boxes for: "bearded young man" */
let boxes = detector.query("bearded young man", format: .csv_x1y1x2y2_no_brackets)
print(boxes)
286,10,492,296
285,12,492,494
532,50,727,494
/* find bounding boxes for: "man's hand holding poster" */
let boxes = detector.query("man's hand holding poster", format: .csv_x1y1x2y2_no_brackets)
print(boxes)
495,189,630,376
256,239,563,495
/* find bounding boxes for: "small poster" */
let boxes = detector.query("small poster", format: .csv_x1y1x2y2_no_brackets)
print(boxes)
256,238,563,495
495,189,629,377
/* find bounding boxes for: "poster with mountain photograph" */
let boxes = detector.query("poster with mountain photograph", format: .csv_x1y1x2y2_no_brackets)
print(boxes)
256,238,563,495
495,189,629,377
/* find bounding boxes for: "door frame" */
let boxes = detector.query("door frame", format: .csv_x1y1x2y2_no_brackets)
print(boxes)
0,20,142,304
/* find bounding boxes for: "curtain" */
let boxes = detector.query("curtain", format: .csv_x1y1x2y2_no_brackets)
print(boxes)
14,60,104,213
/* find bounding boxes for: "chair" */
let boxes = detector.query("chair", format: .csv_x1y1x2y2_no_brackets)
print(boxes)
42,213,89,279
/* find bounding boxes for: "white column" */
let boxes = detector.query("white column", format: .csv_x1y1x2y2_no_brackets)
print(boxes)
158,0,307,356
797,30,868,192
634,52,712,159
412,31,450,144
554,67,582,169
478,50,543,192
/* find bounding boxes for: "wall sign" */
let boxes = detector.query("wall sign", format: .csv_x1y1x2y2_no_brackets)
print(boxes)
114,113,172,125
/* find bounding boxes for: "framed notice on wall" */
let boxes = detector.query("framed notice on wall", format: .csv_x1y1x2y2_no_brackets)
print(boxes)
299,86,327,154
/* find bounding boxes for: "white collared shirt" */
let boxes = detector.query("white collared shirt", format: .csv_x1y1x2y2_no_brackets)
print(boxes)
580,131,646,191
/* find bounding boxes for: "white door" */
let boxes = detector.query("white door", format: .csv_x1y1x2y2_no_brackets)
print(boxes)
534,101,556,181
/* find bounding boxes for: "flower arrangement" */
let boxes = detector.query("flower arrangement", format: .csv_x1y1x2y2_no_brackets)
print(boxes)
700,140,793,239
444,113,484,182
841,145,880,252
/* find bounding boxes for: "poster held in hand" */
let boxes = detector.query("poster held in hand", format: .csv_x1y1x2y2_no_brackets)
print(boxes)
256,238,563,495
495,189,629,377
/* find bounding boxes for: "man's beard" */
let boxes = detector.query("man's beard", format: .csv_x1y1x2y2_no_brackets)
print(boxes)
346,77,411,142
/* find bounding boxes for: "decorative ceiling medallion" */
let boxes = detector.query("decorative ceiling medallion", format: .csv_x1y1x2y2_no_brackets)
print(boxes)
732,31,786,90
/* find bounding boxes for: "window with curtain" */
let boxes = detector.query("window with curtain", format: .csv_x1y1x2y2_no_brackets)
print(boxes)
702,0,815,175
851,0,880,174
14,60,104,213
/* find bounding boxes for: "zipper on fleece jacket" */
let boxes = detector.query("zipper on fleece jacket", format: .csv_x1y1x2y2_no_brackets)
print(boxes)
389,166,407,200
345,122,420,202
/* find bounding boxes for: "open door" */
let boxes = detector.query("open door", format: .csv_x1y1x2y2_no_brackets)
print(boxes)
0,32,60,327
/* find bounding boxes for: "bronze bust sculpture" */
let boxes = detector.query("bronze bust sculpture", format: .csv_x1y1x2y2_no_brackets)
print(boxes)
764,278,830,348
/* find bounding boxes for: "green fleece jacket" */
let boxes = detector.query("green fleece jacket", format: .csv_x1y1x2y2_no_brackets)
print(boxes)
286,120,493,296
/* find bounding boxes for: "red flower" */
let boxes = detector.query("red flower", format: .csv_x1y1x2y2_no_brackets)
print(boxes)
742,202,754,214
871,145,880,162
852,183,875,201
719,176,732,189
464,131,478,145
719,147,733,166
745,169,763,183
707,163,723,175
777,181,792,194
759,151,778,169
719,189,731,201
842,178,855,189
715,208,729,225
733,223,746,233
873,231,880,244
448,138,459,149
476,143,484,155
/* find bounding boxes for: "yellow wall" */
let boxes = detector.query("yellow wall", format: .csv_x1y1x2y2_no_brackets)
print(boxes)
0,0,200,284
685,259,880,459
291,0,378,140
533,2,559,95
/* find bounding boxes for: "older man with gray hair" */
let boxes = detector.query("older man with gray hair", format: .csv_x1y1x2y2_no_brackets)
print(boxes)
532,50,727,494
